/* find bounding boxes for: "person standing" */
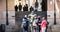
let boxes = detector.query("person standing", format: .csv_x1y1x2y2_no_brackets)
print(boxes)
41,17,47,32
18,3,22,11
34,1,39,11
22,15,29,32
33,17,38,32
37,16,42,32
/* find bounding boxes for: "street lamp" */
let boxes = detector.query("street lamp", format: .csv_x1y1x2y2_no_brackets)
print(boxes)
54,0,56,25
6,0,9,25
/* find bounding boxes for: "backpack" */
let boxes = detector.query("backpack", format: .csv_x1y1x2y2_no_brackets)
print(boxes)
46,21,49,25
37,19,42,24
23,18,29,27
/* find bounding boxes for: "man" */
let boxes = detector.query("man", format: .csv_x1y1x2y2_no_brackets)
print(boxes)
37,16,42,32
22,15,29,32
34,1,39,11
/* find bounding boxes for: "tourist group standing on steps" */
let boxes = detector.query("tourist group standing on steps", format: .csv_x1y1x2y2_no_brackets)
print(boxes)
21,11,48,32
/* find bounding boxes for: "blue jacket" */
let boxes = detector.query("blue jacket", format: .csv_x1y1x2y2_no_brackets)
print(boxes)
22,18,29,26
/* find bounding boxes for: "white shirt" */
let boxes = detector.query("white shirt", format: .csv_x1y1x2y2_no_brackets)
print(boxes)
33,19,38,26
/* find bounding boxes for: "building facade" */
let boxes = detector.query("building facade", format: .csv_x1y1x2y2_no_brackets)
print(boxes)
0,0,60,25
47,0,60,25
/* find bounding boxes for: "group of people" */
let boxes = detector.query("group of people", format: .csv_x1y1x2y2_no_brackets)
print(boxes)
15,2,39,12
21,14,47,32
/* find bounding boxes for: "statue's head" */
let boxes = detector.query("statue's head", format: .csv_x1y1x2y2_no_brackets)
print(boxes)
24,15,28,18
31,11,34,14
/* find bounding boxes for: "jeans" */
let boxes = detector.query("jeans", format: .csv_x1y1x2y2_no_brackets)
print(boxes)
23,25,28,32
33,26,39,32
23,28,27,32
41,27,46,32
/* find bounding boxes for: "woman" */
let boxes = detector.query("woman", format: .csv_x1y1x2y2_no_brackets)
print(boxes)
33,17,38,32
41,17,47,32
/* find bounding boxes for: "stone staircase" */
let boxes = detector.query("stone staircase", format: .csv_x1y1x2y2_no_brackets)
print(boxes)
15,11,47,32
5,25,21,32
17,11,47,18
15,11,47,25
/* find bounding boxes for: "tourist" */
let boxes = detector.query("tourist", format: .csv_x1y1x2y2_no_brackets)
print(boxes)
33,17,38,32
41,17,47,32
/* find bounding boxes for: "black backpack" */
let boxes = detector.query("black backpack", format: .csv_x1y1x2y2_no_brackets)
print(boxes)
46,21,49,25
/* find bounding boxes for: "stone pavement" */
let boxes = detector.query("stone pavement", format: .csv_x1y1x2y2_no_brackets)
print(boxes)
5,25,21,32
47,24,60,32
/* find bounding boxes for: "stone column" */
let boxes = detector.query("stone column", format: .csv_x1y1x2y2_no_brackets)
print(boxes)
55,0,59,18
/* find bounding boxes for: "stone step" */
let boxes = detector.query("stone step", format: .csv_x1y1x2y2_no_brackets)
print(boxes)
52,25,60,29
5,25,21,32
16,11,47,19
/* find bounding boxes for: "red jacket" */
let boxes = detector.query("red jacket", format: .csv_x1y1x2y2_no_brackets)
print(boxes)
41,20,47,28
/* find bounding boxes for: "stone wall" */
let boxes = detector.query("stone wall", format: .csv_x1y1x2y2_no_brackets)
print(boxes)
47,11,54,26
47,11,60,25
0,0,15,25
47,0,54,11
8,0,14,11
0,0,6,25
